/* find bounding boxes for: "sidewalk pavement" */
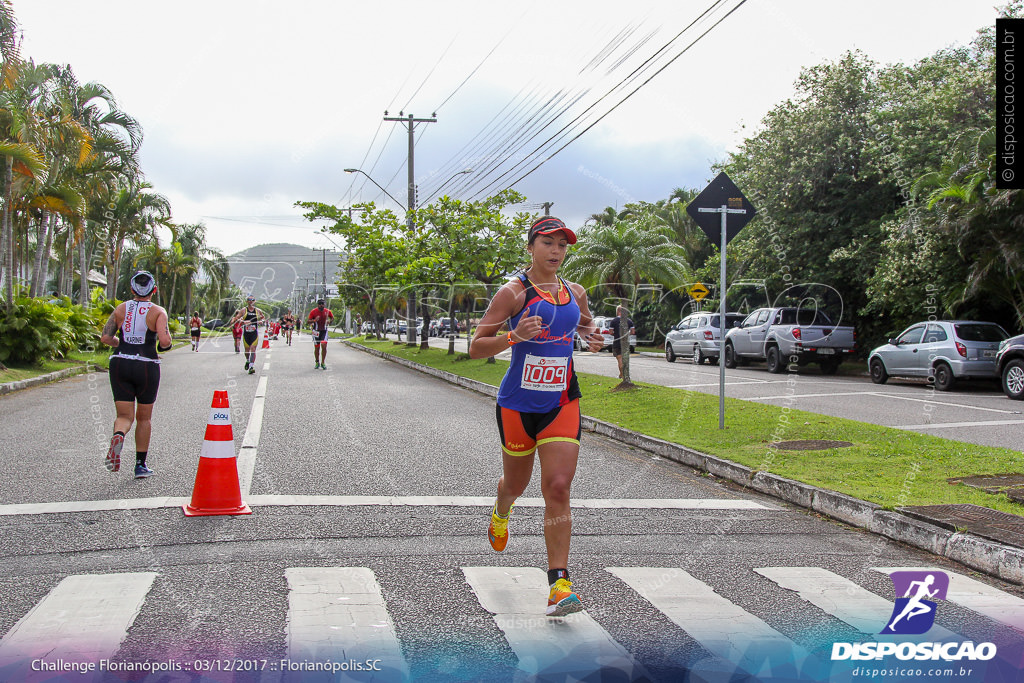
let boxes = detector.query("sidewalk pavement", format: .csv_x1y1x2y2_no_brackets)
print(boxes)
346,339,1024,587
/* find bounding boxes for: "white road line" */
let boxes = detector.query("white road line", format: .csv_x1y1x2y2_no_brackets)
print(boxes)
463,566,646,679
0,496,774,517
897,419,1024,430
237,376,269,496
745,391,878,401
0,572,157,673
758,567,960,640
667,381,767,389
875,567,1024,635
285,567,410,682
867,392,1019,414
608,567,811,680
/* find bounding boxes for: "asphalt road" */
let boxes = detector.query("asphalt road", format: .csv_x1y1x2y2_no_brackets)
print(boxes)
0,334,1022,683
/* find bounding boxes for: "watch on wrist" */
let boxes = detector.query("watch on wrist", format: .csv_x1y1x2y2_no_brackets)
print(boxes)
507,331,518,346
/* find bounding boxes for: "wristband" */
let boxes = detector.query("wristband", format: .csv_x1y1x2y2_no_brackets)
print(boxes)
507,331,519,346
158,342,172,352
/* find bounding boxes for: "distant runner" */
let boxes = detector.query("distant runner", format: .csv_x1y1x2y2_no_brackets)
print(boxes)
282,309,295,345
189,312,202,352
307,299,334,370
99,271,173,479
232,319,243,354
228,296,268,374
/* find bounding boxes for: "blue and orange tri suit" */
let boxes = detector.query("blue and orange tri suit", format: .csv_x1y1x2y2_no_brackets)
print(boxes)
495,274,582,456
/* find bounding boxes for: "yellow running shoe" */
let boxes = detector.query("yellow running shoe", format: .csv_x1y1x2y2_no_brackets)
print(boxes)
546,578,583,617
488,503,511,552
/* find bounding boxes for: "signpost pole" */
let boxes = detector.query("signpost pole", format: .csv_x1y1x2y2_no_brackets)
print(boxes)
719,206,727,430
687,171,756,431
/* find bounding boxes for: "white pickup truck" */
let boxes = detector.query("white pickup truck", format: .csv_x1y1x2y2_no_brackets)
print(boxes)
723,307,856,374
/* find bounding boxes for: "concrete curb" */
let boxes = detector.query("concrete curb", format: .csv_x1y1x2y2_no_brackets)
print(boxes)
345,341,1024,585
0,364,96,397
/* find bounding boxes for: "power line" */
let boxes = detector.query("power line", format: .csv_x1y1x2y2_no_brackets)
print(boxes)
502,0,750,193
468,0,741,200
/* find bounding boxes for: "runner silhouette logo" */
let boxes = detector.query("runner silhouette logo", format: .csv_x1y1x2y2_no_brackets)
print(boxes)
881,570,949,635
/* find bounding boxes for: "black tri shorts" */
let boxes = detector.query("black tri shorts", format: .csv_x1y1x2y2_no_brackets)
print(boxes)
109,356,161,404
243,331,259,346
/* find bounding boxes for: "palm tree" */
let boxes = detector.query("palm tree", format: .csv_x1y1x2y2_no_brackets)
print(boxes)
0,56,50,312
563,211,690,388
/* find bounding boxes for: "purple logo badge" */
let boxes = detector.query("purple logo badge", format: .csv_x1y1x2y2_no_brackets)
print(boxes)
881,570,949,635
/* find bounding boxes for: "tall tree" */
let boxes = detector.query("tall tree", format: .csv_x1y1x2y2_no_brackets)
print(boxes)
563,211,690,388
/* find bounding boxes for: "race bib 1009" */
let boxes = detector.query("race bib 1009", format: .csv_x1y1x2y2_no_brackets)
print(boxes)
520,354,568,392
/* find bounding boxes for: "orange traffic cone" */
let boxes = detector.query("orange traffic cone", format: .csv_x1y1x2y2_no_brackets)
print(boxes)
183,390,252,516
262,334,270,349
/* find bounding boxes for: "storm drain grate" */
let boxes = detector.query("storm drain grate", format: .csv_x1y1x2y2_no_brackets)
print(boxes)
769,440,853,451
899,504,1024,549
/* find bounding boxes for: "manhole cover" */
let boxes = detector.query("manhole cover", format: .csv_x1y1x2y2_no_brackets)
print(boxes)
947,473,1024,493
899,504,1024,548
770,440,853,451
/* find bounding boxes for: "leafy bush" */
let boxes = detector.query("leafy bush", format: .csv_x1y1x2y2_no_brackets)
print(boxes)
0,297,103,365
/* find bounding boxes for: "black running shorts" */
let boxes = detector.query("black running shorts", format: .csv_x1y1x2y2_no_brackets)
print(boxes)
109,356,161,404
243,331,259,346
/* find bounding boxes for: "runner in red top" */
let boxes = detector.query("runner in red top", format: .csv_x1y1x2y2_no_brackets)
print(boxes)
232,320,243,354
307,299,334,370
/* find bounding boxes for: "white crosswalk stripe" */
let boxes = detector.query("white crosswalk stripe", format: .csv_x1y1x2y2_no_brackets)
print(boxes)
875,566,1024,636
756,566,959,641
0,572,157,682
285,567,410,682
462,566,649,680
607,566,814,680
1,564,1019,680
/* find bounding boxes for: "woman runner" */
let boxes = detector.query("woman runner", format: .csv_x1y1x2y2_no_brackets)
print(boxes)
227,296,267,374
189,312,202,352
469,216,603,617
100,271,173,478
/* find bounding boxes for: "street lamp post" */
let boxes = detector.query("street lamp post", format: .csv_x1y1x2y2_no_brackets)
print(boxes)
344,167,419,346
344,169,404,210
431,168,472,200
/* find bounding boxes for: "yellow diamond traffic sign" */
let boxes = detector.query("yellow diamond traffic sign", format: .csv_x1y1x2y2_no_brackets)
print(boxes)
688,283,709,301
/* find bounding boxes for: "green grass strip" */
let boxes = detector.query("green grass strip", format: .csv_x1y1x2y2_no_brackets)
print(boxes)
352,337,1024,516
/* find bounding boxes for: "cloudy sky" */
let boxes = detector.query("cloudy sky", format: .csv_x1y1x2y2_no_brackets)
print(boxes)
17,1,999,255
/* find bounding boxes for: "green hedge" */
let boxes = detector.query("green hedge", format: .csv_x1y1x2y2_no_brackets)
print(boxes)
0,296,104,366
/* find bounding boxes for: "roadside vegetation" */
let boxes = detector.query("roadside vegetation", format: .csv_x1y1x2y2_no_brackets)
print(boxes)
351,338,1024,516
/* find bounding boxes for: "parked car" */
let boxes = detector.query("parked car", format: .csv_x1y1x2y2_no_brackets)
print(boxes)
868,320,1010,391
591,316,636,352
385,318,398,334
202,318,223,330
724,307,856,374
997,333,1024,399
360,320,374,334
665,312,744,364
436,317,462,336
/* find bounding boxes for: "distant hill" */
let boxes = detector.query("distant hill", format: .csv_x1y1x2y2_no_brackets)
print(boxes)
226,243,345,303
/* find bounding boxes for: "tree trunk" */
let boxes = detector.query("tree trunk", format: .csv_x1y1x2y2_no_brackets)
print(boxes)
419,300,431,351
38,213,57,297
167,273,177,317
78,226,88,307
615,308,635,390
30,211,50,297
2,156,13,313
447,295,456,355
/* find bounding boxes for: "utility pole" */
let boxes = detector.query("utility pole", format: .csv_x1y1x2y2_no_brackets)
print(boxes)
384,111,436,348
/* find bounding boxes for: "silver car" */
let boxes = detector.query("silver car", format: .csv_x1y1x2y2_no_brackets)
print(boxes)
868,320,1010,391
665,312,744,364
